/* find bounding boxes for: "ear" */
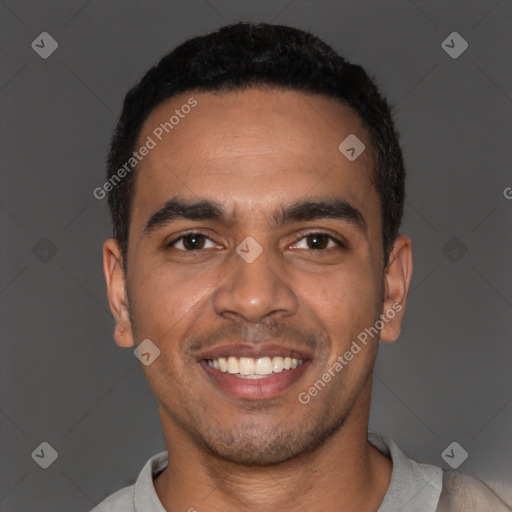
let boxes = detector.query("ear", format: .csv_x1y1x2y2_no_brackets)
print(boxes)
102,238,135,348
379,235,413,343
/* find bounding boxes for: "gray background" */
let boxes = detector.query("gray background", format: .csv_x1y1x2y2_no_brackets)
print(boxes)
1,1,511,510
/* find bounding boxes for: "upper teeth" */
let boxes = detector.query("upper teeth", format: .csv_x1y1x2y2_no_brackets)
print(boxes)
206,356,303,376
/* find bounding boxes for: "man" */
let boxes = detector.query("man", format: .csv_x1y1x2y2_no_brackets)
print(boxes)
94,22,509,512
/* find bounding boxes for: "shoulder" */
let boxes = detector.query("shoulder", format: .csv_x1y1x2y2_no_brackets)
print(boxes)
89,485,135,512
88,450,168,512
437,471,511,512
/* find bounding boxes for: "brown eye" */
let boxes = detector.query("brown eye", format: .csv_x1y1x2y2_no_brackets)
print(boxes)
306,233,329,249
292,232,343,250
168,233,216,251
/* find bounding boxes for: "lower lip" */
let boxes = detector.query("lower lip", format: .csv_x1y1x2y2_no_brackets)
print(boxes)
200,360,310,400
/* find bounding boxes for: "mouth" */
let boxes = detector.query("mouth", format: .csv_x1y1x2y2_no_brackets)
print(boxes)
198,350,311,400
206,355,304,378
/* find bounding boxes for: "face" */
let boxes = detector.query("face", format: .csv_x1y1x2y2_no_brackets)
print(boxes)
103,88,412,466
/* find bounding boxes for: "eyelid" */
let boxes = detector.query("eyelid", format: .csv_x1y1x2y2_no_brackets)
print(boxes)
290,230,346,249
165,230,221,249
165,229,346,251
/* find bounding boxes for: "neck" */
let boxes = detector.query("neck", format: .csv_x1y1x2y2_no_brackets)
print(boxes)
154,385,392,512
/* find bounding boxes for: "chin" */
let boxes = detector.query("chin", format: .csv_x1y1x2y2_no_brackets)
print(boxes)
201,414,347,467
207,438,306,467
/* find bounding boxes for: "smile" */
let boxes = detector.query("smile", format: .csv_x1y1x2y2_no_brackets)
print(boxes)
205,356,304,379
200,357,310,400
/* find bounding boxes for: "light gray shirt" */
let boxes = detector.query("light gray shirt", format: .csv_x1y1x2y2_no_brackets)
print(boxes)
90,432,510,512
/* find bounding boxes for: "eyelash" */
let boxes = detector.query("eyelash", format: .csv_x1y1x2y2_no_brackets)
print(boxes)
166,231,345,252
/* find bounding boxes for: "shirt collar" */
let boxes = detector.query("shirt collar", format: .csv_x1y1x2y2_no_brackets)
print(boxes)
132,433,443,511
368,431,442,512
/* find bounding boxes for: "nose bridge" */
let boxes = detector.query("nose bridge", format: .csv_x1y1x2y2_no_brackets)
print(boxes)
212,235,298,323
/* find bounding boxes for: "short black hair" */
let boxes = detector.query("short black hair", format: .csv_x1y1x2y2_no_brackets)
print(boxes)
106,22,405,269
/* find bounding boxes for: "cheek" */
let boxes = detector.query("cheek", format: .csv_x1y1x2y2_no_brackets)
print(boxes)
301,260,380,333
300,259,382,386
129,262,215,341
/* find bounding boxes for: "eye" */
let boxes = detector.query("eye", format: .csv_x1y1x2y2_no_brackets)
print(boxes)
292,232,344,250
167,232,219,251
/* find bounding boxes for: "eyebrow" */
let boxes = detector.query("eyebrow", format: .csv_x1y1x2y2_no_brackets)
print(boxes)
143,197,366,235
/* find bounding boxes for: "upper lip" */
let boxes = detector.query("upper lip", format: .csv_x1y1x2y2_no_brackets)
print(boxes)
196,343,313,362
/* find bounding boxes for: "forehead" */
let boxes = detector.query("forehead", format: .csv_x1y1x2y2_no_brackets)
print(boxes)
132,88,378,228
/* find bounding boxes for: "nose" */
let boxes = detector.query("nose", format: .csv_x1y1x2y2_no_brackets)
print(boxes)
212,241,299,324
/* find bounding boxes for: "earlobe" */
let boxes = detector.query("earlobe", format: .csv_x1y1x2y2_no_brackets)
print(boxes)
102,238,135,348
379,236,413,343
114,321,134,348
